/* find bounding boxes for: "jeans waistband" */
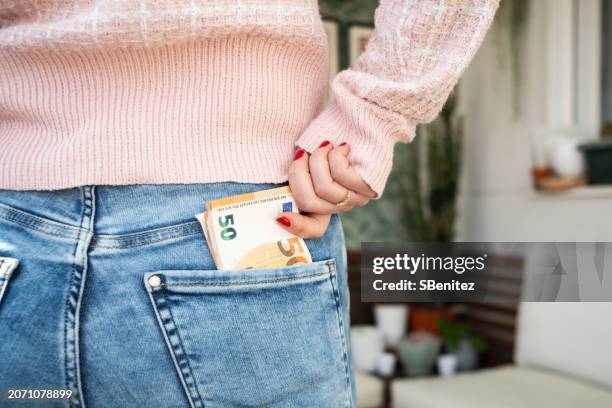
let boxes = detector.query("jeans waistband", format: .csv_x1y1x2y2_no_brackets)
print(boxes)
0,183,283,243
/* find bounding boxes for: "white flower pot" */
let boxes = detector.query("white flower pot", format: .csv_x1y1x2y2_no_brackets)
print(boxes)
374,304,408,347
351,326,384,373
376,352,397,377
551,137,584,177
437,353,458,377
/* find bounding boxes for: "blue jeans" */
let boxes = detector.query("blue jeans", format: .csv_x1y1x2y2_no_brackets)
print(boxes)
0,183,355,407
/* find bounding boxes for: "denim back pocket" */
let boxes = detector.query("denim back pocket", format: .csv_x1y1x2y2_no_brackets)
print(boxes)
143,259,352,408
0,257,19,306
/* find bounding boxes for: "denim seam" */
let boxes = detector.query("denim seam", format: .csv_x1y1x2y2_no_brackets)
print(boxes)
0,202,83,232
166,270,331,288
63,192,85,408
327,262,354,408
0,212,79,240
92,230,201,249
74,187,95,408
64,187,95,408
94,221,200,240
146,287,205,408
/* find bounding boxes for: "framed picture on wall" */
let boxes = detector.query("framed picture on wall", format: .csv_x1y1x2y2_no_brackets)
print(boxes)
322,18,341,101
348,23,374,67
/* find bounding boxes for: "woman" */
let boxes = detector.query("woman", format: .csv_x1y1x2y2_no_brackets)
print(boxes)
0,1,498,406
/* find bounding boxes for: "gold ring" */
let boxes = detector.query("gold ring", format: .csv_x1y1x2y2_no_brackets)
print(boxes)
335,190,352,207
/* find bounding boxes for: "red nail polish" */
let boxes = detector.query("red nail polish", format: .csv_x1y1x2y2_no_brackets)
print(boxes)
276,216,291,227
294,149,305,160
339,141,348,147
319,140,331,148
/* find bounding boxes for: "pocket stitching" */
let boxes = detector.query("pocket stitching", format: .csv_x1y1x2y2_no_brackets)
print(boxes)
0,257,19,305
148,260,336,289
160,294,206,408
326,262,354,408
145,284,206,408
165,269,332,288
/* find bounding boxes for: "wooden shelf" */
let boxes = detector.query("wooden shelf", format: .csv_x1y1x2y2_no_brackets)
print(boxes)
530,185,612,200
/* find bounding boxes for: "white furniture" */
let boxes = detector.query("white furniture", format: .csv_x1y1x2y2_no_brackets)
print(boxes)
392,303,612,408
355,370,384,408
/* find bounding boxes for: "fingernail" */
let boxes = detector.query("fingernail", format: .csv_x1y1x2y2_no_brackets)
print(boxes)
276,216,291,227
339,141,348,147
294,149,305,160
319,140,331,148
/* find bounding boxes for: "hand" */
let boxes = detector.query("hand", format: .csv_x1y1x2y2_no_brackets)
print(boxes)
276,140,377,239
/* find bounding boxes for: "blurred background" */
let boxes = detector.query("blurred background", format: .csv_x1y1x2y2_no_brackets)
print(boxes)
322,0,612,407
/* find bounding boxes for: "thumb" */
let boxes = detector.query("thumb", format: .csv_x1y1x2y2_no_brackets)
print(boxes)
275,212,332,239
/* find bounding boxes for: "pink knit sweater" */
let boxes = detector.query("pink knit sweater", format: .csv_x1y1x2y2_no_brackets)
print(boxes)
0,0,498,195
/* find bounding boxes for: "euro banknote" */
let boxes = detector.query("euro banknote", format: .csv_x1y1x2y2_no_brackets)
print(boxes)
196,186,312,270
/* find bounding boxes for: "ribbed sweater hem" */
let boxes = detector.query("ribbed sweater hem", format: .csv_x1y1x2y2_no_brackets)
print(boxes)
0,36,328,191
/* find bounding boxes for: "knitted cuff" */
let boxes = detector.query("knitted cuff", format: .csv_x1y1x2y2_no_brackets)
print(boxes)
296,82,416,197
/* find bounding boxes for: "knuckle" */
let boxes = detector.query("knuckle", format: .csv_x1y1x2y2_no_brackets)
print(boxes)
327,163,341,181
292,193,304,207
298,198,315,213
313,181,333,198
329,163,347,181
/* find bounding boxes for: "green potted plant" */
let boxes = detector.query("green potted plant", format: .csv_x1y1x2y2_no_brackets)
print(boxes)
397,331,441,377
437,319,487,373
579,138,612,185
404,91,463,336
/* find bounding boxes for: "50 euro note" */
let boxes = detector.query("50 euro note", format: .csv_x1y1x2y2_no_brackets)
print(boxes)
195,186,312,270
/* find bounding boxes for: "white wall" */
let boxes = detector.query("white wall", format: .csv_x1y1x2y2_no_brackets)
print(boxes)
456,0,612,242
603,0,612,123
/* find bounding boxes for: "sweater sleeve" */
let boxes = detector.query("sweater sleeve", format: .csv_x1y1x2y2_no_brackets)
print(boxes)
296,0,500,196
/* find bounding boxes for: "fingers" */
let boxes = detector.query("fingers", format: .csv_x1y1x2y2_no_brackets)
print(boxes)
288,147,340,214
345,190,370,208
288,141,375,216
276,212,332,239
328,143,377,199
309,142,350,204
